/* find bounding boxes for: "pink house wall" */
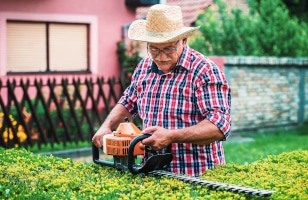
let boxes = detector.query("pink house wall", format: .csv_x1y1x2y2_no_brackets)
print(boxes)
0,0,136,78
0,1,225,105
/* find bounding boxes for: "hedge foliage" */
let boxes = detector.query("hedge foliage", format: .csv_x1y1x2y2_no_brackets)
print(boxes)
1,148,307,199
189,0,308,56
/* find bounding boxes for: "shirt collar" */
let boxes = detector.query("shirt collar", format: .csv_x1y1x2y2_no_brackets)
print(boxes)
150,63,164,75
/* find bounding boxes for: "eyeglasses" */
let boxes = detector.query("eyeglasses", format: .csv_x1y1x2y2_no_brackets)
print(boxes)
147,41,180,55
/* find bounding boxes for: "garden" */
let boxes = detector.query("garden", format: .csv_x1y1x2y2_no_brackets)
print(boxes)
1,126,307,199
1,0,308,199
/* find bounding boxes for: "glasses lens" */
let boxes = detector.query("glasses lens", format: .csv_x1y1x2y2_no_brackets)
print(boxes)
149,47,159,54
163,47,176,54
148,46,176,55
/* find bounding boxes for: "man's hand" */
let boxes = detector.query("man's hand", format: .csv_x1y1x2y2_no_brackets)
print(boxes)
141,120,225,148
92,127,112,148
141,126,173,150
91,104,132,148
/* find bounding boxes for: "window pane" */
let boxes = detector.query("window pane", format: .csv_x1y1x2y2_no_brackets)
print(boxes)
6,21,47,72
49,23,88,71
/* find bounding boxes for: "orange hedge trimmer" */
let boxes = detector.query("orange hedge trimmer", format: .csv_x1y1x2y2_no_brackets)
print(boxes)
92,121,274,197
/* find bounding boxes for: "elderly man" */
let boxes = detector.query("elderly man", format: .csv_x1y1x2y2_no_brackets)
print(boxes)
92,4,231,177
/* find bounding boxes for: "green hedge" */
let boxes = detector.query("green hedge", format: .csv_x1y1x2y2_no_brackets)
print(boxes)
0,148,307,199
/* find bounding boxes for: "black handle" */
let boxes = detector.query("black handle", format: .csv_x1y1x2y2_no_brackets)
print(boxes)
92,143,115,168
127,134,173,174
127,134,151,174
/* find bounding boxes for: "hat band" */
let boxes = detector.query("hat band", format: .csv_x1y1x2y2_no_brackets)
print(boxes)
146,29,183,38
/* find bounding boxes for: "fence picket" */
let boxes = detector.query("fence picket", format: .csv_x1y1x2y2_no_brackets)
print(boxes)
49,78,72,145
15,79,33,147
0,91,20,148
72,78,95,138
85,78,101,126
97,77,111,114
34,79,59,145
62,78,82,141
20,79,47,145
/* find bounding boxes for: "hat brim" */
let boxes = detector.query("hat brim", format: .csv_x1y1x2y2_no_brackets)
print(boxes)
128,19,200,43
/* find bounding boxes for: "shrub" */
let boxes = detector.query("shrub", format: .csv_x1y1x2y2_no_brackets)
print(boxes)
5,99,91,146
0,148,307,199
190,0,308,56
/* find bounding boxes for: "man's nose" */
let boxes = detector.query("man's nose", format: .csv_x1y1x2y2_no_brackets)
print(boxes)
155,52,169,60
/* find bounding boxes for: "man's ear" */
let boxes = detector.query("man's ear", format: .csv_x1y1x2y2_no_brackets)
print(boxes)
182,38,188,45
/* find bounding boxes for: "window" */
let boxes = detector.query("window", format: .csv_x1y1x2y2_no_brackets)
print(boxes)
6,21,89,73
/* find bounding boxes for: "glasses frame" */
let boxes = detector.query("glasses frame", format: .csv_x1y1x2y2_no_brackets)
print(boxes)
147,40,180,56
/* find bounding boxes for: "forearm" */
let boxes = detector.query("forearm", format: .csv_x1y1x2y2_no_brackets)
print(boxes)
92,104,132,148
96,103,132,132
170,119,225,145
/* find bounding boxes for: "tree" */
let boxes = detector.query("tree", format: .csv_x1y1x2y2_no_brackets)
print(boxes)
282,0,308,22
189,0,308,56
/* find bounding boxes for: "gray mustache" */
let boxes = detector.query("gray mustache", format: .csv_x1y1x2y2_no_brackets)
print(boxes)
154,57,172,62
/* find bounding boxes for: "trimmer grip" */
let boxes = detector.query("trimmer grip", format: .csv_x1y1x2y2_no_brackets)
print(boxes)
127,134,173,174
92,143,114,168
127,134,151,174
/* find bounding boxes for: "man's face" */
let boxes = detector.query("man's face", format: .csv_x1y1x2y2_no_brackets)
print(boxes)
147,39,187,73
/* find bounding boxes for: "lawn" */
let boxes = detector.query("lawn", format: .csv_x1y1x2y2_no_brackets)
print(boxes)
224,125,308,164
27,125,308,166
27,140,91,153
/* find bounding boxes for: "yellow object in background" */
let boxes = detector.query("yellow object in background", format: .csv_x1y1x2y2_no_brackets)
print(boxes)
0,112,27,146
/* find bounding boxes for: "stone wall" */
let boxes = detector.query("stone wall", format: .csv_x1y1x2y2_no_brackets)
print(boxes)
224,56,308,133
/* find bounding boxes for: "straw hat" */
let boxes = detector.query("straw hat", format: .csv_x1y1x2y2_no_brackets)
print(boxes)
128,4,200,43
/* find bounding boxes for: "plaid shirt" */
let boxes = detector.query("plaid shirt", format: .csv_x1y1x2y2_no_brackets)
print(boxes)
118,45,231,177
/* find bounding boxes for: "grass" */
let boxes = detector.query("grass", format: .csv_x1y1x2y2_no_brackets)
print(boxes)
224,125,308,164
26,140,91,153
24,125,308,166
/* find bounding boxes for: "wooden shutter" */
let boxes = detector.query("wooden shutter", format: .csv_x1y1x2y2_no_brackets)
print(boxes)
6,21,47,72
49,23,88,71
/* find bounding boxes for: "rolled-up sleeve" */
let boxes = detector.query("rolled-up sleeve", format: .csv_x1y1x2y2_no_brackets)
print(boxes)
118,84,139,118
196,66,231,138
